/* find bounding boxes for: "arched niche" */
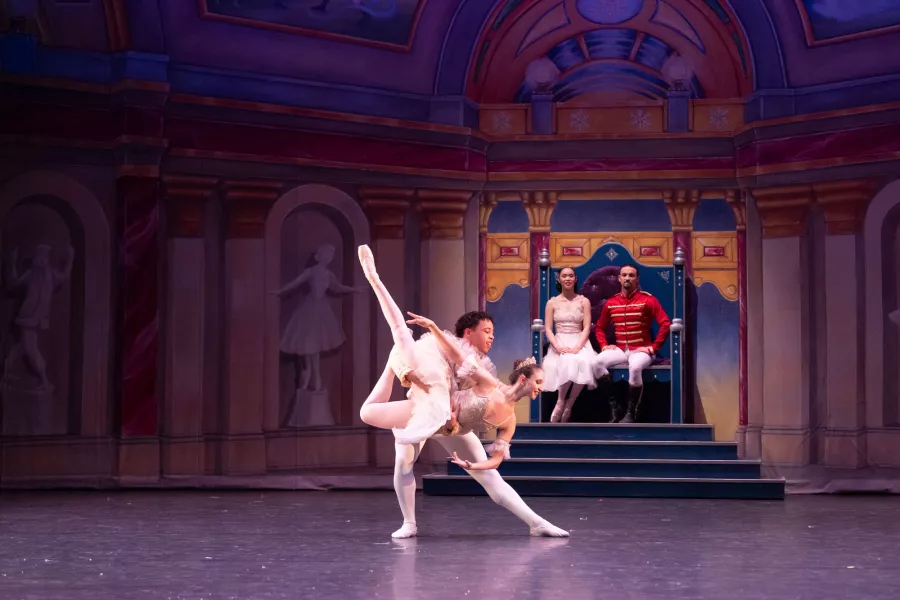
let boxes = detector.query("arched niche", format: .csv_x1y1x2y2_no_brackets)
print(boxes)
864,178,900,428
0,171,111,437
263,184,371,431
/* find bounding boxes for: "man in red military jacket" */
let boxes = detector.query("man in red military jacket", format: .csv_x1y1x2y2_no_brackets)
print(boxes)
593,263,670,423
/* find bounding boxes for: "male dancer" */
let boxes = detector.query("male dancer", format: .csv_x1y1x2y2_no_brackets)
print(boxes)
389,311,496,539
593,263,670,423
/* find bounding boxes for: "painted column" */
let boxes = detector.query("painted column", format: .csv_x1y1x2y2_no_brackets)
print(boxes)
664,190,699,423
815,180,877,468
520,191,558,321
221,179,283,475
118,170,162,440
160,176,217,476
727,191,750,453
753,185,813,467
520,191,558,423
417,190,473,332
479,193,499,311
360,186,414,401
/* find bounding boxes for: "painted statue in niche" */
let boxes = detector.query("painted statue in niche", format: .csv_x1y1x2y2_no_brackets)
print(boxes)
277,207,362,427
1,198,80,436
798,0,900,42
200,0,424,48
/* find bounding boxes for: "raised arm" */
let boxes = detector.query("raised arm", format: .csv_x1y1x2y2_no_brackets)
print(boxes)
406,311,498,391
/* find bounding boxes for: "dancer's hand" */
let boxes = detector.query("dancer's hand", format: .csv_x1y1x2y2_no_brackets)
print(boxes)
635,346,653,355
405,312,436,331
448,451,473,470
601,345,617,352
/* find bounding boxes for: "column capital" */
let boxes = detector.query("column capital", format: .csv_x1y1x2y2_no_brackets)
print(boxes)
663,189,701,232
479,192,499,234
416,189,472,240
358,187,415,240
813,179,879,235
752,185,813,238
726,190,747,232
519,191,558,232
221,179,283,238
163,175,218,238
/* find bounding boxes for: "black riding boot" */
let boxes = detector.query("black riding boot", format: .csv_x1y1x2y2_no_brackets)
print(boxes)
620,385,643,423
607,395,623,423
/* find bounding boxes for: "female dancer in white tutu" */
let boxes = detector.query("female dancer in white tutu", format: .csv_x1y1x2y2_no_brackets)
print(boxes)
357,245,568,538
541,266,598,423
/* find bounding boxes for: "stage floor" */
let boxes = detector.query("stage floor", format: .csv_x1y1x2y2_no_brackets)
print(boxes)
1,490,897,599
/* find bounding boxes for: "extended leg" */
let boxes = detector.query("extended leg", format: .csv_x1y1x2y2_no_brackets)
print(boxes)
359,362,415,429
435,433,568,537
392,440,426,539
358,245,417,371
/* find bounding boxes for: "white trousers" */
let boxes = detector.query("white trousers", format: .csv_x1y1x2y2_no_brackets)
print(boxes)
594,347,653,387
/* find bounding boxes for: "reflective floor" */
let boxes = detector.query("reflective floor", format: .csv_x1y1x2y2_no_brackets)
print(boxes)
1,490,898,599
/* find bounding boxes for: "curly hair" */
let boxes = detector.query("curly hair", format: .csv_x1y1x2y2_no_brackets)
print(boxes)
454,311,493,338
508,357,541,384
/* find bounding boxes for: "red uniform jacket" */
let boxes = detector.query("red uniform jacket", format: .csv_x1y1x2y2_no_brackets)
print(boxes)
595,290,671,355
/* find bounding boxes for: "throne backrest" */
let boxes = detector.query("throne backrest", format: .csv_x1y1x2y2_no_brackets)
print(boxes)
550,243,676,361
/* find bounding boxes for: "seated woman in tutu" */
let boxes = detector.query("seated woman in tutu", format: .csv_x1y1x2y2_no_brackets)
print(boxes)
541,267,598,423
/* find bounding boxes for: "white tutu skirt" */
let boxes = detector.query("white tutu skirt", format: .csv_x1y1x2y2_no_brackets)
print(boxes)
391,333,453,445
541,332,598,391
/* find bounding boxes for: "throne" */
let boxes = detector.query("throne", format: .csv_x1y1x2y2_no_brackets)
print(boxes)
531,242,686,423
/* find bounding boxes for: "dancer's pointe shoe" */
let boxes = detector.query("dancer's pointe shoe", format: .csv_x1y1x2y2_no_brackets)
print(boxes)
358,244,378,281
391,522,418,539
530,521,570,538
549,399,565,423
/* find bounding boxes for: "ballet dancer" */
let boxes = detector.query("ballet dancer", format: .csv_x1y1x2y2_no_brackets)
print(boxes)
357,245,569,538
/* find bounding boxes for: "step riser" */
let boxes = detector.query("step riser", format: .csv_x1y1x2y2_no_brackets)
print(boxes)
423,478,784,500
447,463,761,479
505,444,738,460
513,427,715,442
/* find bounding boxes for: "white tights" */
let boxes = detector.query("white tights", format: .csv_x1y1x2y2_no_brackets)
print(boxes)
392,432,557,538
550,382,585,422
357,245,447,431
594,347,653,387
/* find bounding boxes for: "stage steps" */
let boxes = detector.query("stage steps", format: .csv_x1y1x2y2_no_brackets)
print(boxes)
423,423,785,500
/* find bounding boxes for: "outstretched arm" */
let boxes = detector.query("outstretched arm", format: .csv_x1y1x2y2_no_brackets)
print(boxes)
273,268,312,296
327,271,366,294
450,421,515,471
406,312,498,390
